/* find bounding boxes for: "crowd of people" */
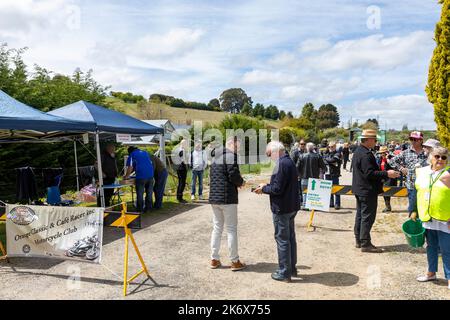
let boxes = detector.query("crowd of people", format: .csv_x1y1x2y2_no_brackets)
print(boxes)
96,130,449,288
206,130,449,289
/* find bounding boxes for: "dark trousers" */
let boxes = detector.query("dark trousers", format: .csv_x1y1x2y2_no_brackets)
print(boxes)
272,211,298,278
97,178,115,207
407,188,417,215
298,180,303,205
135,178,154,213
354,195,378,247
383,196,391,209
153,169,168,209
177,170,187,200
325,174,341,207
343,158,349,170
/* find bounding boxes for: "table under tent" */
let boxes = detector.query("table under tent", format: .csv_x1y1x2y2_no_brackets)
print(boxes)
48,100,163,207
0,90,163,208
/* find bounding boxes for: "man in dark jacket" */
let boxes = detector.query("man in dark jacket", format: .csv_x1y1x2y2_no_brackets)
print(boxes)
208,137,246,271
174,139,189,203
97,143,118,207
297,142,326,210
291,139,306,205
352,130,400,253
323,141,342,210
255,141,300,282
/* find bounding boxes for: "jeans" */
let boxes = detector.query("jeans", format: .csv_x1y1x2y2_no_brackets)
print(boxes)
153,169,168,209
191,170,204,196
354,195,378,247
301,179,309,206
135,178,154,213
211,204,239,262
325,174,341,207
273,211,298,278
407,188,417,215
177,170,187,200
426,229,450,279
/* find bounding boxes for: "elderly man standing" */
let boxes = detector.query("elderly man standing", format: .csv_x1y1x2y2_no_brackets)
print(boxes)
352,130,400,253
209,136,246,271
389,131,428,217
254,141,300,282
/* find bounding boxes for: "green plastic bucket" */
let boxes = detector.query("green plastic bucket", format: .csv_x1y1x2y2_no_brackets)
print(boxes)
402,219,426,248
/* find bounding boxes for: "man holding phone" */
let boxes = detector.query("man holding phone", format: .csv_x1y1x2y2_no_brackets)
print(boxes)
254,141,300,282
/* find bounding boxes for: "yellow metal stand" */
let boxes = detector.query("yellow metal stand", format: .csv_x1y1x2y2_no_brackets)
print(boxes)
119,203,150,297
0,240,8,262
306,209,316,232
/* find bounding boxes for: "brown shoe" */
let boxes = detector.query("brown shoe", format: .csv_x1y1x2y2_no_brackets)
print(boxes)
231,260,246,271
210,259,221,269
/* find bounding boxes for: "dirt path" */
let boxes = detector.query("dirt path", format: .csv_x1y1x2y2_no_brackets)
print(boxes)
0,170,448,300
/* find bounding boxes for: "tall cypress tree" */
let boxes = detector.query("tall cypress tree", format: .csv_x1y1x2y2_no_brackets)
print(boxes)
426,0,450,147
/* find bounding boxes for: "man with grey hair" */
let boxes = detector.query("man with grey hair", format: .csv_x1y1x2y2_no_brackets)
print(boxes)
254,141,300,282
208,136,246,271
297,142,327,210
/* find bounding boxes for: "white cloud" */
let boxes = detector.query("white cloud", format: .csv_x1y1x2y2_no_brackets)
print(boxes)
281,76,362,103
241,70,298,86
0,0,78,40
344,95,436,130
133,28,205,58
305,31,434,71
298,38,331,53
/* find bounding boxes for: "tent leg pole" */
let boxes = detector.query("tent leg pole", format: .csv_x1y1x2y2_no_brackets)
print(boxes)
95,132,105,207
74,139,80,192
159,133,165,163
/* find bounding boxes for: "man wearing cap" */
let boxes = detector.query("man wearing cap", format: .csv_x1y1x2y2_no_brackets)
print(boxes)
352,130,400,253
389,131,428,217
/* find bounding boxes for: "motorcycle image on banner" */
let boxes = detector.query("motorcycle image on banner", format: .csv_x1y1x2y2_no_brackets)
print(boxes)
6,205,104,263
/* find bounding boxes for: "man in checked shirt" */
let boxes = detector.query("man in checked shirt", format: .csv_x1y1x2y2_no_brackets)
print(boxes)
389,131,428,217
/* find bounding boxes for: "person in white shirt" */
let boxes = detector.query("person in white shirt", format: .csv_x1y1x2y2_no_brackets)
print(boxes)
191,141,208,200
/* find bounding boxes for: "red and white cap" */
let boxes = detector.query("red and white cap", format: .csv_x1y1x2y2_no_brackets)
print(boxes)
409,131,423,140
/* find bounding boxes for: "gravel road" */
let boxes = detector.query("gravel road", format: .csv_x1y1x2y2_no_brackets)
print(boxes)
0,170,448,300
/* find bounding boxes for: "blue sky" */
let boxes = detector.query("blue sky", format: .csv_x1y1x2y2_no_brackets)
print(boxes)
0,0,442,129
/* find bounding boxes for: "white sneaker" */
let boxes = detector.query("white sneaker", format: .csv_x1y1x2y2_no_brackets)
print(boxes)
416,274,437,282
199,195,203,200
191,195,196,201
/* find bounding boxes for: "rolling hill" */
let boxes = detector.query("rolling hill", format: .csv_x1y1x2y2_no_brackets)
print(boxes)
105,97,281,128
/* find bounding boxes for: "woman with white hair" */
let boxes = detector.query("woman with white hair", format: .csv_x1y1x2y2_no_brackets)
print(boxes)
413,146,450,289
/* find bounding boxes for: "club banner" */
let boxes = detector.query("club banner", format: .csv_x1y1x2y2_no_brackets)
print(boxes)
6,205,103,263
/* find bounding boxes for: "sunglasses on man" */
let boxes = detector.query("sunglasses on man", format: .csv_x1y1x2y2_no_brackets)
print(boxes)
409,138,422,142
434,155,448,161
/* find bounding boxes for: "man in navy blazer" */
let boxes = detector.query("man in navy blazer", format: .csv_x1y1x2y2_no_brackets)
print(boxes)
254,141,300,282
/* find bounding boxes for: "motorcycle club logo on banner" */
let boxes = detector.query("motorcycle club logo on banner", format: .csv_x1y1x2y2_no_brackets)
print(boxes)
6,205,104,263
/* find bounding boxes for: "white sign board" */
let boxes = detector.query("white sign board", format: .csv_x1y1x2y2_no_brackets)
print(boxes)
305,178,332,212
116,134,132,143
6,205,104,263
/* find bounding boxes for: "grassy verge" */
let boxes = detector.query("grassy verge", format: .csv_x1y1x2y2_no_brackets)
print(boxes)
240,162,273,175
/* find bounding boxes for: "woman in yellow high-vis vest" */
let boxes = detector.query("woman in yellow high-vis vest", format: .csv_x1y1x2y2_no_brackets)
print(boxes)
412,146,450,289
